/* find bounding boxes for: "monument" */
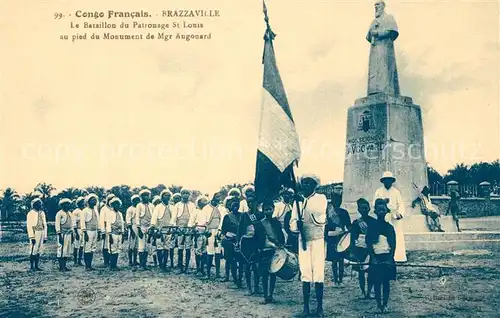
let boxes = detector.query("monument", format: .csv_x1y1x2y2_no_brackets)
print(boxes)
342,1,429,232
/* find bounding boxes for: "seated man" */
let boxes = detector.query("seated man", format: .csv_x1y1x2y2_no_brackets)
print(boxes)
412,186,444,232
254,198,285,304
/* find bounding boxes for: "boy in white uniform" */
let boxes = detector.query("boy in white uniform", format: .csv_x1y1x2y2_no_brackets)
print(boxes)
151,190,174,272
99,194,115,267
106,197,125,270
126,195,140,267
81,194,100,271
171,188,197,274
200,194,224,279
135,189,155,270
72,197,85,266
26,198,47,271
55,198,75,272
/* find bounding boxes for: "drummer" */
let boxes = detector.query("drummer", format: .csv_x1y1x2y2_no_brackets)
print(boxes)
350,198,377,299
325,193,351,287
220,195,243,287
255,198,285,304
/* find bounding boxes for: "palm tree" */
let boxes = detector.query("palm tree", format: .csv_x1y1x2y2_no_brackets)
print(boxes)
1,188,20,220
35,182,56,199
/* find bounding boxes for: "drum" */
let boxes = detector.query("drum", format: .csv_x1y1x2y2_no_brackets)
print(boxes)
269,248,299,280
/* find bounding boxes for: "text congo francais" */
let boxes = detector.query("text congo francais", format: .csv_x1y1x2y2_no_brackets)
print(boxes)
75,10,220,19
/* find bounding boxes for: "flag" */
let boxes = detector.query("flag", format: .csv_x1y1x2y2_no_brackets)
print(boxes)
254,1,301,203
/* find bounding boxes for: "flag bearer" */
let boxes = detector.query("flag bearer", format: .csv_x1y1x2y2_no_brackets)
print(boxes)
55,198,75,272
106,197,125,271
290,174,328,317
26,198,47,271
171,188,197,274
135,189,154,270
72,197,85,266
126,195,140,267
81,194,100,271
151,189,174,272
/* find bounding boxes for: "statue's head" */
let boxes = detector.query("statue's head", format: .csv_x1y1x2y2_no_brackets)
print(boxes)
374,0,386,17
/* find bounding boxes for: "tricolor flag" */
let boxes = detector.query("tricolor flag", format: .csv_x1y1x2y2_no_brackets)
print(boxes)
254,1,301,203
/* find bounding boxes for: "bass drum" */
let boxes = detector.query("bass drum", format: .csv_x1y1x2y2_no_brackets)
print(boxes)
269,248,299,280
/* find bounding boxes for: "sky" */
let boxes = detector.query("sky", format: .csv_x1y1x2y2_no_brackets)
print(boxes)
0,0,499,195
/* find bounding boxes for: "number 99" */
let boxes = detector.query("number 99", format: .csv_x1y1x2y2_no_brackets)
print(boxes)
54,13,63,19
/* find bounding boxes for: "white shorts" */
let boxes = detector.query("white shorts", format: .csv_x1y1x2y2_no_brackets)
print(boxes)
298,237,326,283
29,230,45,255
128,228,138,250
206,229,222,255
109,233,122,254
57,233,73,258
83,230,98,253
137,228,151,253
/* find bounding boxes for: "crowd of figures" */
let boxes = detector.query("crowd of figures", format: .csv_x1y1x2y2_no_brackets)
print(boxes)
26,172,412,316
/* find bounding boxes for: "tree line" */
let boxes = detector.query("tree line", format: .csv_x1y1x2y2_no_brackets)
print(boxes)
0,182,249,222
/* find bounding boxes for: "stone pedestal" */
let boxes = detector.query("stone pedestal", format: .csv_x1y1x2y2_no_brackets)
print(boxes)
342,93,428,231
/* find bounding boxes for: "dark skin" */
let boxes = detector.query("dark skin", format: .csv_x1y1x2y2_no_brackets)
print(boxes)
181,191,190,203
161,194,171,205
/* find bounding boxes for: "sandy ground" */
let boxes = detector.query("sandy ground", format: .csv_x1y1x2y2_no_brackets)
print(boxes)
1,236,500,318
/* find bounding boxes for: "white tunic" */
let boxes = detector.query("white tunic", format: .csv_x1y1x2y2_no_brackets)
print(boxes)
373,186,407,262
125,205,137,226
290,193,327,283
26,210,47,240
170,201,197,227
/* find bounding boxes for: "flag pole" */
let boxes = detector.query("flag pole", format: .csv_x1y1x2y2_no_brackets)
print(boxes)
289,163,307,251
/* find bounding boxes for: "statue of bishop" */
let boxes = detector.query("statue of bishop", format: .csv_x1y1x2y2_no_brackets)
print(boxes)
366,1,400,96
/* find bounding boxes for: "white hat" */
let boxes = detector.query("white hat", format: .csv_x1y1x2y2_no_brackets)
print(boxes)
131,194,140,201
139,189,151,196
109,197,122,206
59,198,72,206
106,193,115,200
241,185,255,197
31,198,42,208
380,171,396,182
281,188,295,195
76,197,85,204
85,193,98,204
228,188,241,196
152,196,161,204
160,189,172,197
180,188,192,195
172,193,181,199
300,174,321,186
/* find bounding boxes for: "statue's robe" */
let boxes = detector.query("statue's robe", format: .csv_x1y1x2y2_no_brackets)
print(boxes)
367,13,400,96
